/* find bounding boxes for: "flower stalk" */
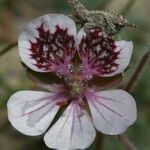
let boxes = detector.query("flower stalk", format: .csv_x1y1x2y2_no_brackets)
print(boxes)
0,42,17,57
125,51,150,92
95,132,104,150
116,135,137,150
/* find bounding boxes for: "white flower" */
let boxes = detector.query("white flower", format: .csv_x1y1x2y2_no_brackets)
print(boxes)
7,14,137,150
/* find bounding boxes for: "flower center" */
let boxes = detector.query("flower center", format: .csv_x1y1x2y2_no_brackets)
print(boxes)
67,79,85,97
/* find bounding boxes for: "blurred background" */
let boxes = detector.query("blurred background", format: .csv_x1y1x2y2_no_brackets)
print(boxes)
0,0,149,149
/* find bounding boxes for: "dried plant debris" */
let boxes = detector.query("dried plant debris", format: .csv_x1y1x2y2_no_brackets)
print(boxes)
68,0,138,36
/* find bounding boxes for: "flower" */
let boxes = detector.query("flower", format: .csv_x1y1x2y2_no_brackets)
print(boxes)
7,14,137,150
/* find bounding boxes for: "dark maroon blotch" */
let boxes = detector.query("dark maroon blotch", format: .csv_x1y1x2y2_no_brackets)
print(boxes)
29,23,75,75
79,28,120,76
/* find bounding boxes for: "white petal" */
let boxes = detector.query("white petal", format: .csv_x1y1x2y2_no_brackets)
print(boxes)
75,28,86,50
86,90,137,135
105,40,133,77
44,102,96,150
7,91,60,136
76,28,133,78
18,14,77,73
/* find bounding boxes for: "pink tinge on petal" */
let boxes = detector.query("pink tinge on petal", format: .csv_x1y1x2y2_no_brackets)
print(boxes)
44,101,96,150
30,24,75,76
85,89,137,135
7,91,69,136
77,28,133,79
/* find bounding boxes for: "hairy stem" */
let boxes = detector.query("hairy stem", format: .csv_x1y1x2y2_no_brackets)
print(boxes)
0,42,17,57
95,132,104,150
116,135,137,150
125,51,150,92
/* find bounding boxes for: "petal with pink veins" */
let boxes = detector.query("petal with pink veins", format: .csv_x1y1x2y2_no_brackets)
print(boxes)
19,14,77,76
85,89,137,135
7,91,68,136
44,102,96,150
76,28,133,79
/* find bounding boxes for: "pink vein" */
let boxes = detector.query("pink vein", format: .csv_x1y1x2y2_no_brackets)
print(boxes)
19,100,55,118
17,94,62,118
70,105,75,146
89,100,110,125
95,100,129,121
96,94,125,104
57,105,73,136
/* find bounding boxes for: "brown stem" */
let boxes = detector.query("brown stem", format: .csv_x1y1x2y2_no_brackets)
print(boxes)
116,135,137,150
118,51,150,150
125,51,150,92
0,42,17,57
95,132,104,150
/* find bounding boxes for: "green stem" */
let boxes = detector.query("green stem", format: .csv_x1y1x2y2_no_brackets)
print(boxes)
0,42,17,57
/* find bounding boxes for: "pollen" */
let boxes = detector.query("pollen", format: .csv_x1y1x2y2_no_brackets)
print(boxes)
68,80,84,97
